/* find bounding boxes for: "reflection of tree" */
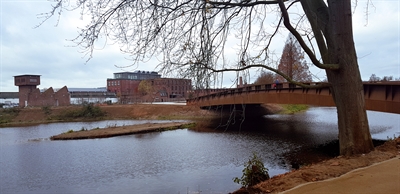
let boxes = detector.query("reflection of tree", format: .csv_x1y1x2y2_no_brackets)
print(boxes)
278,34,312,82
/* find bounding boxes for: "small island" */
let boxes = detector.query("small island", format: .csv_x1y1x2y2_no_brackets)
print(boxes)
50,122,194,140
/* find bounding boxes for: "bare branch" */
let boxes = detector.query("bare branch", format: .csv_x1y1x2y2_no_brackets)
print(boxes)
190,62,331,89
278,0,339,70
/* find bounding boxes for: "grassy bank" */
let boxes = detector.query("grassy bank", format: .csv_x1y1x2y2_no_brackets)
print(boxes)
279,104,309,114
0,104,215,127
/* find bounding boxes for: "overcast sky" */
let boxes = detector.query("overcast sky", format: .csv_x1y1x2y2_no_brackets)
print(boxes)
1,0,399,92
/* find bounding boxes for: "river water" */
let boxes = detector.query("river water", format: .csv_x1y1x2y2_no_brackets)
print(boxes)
0,107,398,194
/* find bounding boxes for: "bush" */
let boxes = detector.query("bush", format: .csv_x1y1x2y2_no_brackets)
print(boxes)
61,104,106,119
80,103,106,118
42,106,52,115
233,153,270,187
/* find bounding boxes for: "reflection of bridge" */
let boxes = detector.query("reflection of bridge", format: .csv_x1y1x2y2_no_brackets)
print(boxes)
187,82,400,114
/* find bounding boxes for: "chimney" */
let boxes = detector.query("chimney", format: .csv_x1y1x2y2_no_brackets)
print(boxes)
239,76,243,88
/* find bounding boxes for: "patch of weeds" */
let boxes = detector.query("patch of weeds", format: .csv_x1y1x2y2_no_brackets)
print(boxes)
233,152,270,188
181,122,196,129
65,129,74,134
157,115,169,120
0,107,21,124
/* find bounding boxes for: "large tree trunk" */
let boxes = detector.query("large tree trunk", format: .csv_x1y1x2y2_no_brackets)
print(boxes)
325,0,374,155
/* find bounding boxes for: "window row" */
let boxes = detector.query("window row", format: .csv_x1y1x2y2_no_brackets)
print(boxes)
108,81,120,86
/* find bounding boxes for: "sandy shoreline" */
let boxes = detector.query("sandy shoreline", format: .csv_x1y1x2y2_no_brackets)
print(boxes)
50,121,194,140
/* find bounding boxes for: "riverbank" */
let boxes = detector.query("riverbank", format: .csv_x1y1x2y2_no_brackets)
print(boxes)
233,137,400,194
0,104,217,127
50,122,194,140
281,155,400,194
2,103,398,193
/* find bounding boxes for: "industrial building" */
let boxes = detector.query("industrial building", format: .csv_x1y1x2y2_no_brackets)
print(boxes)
6,71,191,107
107,71,192,103
14,74,70,107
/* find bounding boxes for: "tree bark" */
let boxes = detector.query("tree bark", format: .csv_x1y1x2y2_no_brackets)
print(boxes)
324,0,374,155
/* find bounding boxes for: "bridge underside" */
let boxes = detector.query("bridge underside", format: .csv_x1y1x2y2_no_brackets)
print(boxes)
201,104,273,118
189,83,400,114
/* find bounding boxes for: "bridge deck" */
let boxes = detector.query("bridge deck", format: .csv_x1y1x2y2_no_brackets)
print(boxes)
187,82,400,114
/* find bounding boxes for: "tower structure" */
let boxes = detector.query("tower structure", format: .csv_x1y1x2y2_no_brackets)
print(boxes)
14,74,41,107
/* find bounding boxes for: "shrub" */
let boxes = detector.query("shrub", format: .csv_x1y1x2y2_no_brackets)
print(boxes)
233,152,270,187
80,103,106,118
42,106,52,115
61,104,106,119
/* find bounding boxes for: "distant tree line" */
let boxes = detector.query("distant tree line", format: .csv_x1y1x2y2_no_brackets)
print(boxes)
368,74,400,82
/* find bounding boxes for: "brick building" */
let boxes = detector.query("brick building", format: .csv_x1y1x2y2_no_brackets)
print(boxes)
151,78,192,100
14,74,70,107
107,71,192,103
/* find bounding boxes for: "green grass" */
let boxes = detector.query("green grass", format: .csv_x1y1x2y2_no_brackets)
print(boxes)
280,104,309,114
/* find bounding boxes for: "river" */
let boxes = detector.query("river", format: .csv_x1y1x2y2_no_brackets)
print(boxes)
0,107,398,193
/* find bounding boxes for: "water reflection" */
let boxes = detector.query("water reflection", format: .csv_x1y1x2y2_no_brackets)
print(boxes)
0,107,398,193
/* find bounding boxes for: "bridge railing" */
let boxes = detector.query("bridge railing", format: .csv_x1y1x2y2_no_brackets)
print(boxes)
187,82,400,114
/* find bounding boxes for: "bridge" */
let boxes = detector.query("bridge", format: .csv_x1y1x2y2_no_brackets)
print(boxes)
187,82,400,114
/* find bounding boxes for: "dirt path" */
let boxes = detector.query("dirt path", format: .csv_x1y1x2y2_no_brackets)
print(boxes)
281,156,400,194
50,122,193,140
234,138,400,194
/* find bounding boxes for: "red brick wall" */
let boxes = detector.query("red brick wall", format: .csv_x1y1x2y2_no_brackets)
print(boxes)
18,86,70,107
17,85,36,107
107,78,192,103
54,86,70,106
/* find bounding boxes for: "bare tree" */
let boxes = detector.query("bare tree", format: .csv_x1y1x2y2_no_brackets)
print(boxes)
254,71,276,85
369,74,397,82
40,0,374,156
382,76,393,82
277,33,312,82
369,74,381,82
138,80,155,102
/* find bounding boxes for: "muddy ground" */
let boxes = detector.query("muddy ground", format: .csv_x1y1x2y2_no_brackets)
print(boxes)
2,103,399,193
